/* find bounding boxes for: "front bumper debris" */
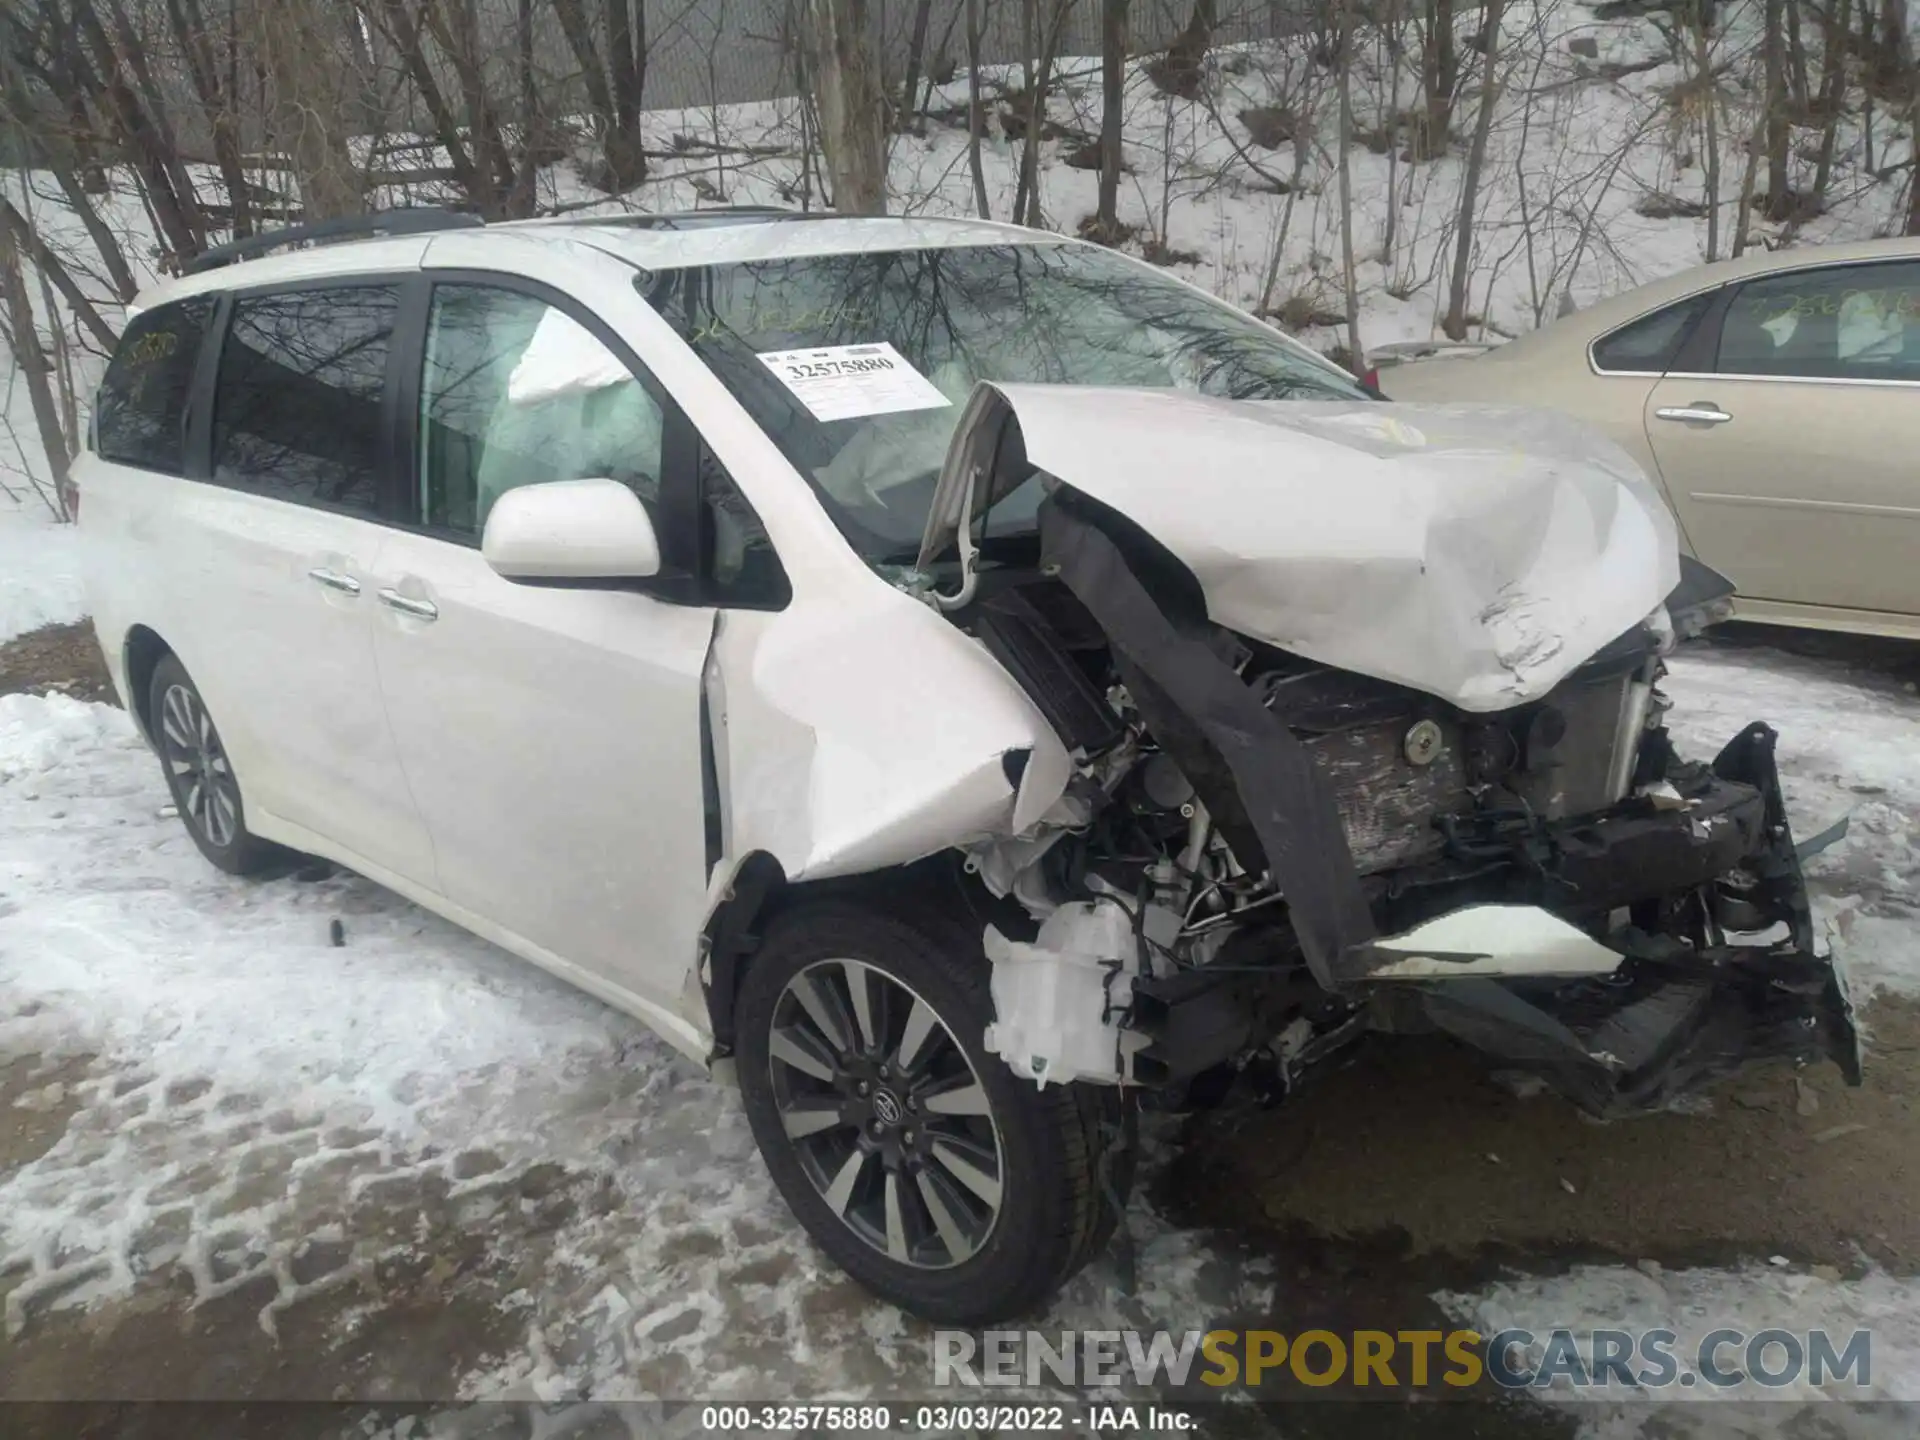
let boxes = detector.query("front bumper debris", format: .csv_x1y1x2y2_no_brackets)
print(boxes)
1373,722,1863,1116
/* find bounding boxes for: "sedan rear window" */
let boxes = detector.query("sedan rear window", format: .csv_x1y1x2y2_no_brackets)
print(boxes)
643,243,1363,562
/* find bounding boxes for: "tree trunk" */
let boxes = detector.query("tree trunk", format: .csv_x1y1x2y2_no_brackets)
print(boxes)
0,222,73,505
255,0,365,222
1014,0,1073,227
1442,0,1501,339
1908,80,1920,235
1695,10,1721,259
67,0,206,258
1732,100,1767,254
1336,0,1361,371
47,157,137,301
899,0,936,127
1097,0,1127,236
100,0,209,238
606,0,647,189
511,0,539,215
371,0,481,200
1419,0,1457,157
811,0,889,213
0,198,117,349
1383,0,1404,262
965,0,990,217
1765,0,1793,220
420,0,516,209
1785,0,1810,107
165,0,252,235
1812,0,1852,203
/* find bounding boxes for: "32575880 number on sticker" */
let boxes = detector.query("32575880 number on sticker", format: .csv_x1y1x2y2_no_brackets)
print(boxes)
754,341,953,423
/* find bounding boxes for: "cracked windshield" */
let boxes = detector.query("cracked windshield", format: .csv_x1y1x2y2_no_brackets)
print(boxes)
646,242,1365,560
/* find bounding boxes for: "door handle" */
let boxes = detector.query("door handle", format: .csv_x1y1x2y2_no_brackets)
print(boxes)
307,566,361,596
378,588,439,621
1654,402,1733,425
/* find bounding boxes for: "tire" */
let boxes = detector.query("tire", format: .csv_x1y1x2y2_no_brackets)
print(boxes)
736,900,1131,1324
148,654,285,876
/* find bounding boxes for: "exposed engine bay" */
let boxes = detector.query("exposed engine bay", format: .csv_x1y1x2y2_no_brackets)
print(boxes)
910,389,1861,1118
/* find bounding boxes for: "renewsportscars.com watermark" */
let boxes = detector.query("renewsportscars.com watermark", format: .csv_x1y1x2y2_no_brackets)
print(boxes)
934,1327,1874,1392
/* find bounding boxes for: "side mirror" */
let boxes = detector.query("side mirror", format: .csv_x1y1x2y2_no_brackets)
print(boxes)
482,478,662,583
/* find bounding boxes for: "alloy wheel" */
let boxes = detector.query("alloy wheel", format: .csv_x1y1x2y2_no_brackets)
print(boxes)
767,958,1006,1269
158,682,240,849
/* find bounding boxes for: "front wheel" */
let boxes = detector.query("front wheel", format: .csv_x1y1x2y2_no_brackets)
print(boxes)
735,901,1130,1324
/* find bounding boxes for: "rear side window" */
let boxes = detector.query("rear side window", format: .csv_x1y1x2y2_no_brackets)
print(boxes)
212,285,399,515
95,297,212,473
1590,292,1712,374
1715,262,1920,381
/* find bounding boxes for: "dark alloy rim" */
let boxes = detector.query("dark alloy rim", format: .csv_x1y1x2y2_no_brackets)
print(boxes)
767,957,1005,1270
158,682,240,849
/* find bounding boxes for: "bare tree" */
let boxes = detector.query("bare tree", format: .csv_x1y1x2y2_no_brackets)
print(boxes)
0,221,74,516
811,0,889,212
1012,0,1076,227
1417,0,1458,157
1442,0,1503,338
899,0,937,127
965,0,991,217
163,0,254,235
1764,0,1793,219
1335,0,1361,369
1692,4,1722,259
552,0,649,192
1811,0,1853,203
1095,0,1129,238
253,0,367,221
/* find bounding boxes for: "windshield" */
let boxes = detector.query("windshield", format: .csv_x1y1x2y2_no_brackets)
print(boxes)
644,241,1366,562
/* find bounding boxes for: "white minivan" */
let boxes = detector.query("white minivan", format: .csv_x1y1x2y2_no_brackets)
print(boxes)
78,208,1858,1323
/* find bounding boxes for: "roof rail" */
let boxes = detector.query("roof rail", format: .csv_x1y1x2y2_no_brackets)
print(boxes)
181,207,485,276
577,206,826,231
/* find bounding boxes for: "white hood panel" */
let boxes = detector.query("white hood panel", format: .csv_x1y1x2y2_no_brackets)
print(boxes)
977,385,1681,712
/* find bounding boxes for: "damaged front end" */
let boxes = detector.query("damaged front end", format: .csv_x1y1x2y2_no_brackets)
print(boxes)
915,384,1861,1118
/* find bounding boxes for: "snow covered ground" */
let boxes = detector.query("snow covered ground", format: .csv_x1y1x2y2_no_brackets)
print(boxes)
1,1,1916,1425
2,603,1916,1427
0,503,86,647
0,674,1265,1401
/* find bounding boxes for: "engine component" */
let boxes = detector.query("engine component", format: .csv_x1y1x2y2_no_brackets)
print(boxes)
982,898,1151,1087
1403,719,1444,766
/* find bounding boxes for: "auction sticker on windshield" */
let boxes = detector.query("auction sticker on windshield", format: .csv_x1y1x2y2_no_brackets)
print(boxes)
756,342,952,423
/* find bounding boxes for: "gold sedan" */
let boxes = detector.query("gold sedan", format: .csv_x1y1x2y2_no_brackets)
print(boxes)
1381,236,1920,639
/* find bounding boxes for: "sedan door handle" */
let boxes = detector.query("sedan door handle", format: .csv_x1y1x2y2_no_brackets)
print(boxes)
1654,402,1733,425
377,588,439,621
307,566,361,596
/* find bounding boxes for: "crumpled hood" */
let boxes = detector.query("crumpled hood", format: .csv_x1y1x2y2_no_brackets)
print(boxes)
927,383,1681,712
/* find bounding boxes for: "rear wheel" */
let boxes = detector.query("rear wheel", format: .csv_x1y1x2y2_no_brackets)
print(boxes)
148,654,285,876
736,901,1130,1324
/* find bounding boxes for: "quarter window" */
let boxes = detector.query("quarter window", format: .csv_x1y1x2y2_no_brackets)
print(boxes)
211,285,399,515
418,285,666,539
1715,263,1920,381
1590,292,1711,374
95,297,213,473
